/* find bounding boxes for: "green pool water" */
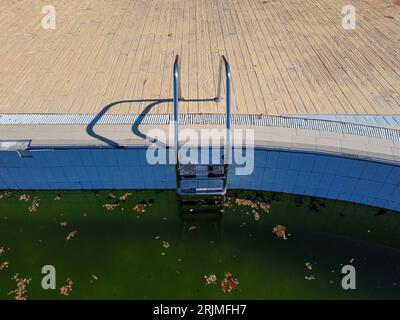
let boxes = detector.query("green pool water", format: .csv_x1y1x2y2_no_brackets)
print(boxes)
0,189,399,300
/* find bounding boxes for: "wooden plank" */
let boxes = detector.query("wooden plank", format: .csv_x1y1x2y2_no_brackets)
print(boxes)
0,0,399,116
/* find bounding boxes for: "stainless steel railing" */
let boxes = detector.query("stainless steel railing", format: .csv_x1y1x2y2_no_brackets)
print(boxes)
173,54,232,154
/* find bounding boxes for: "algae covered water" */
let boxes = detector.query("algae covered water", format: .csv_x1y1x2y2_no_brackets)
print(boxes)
0,189,399,299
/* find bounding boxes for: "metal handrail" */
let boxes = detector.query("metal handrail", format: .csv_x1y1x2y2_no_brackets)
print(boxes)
173,55,182,157
216,56,231,170
173,55,232,186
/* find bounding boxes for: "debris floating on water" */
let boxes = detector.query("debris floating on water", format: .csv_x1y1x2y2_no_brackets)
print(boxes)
66,230,77,241
188,225,197,231
259,202,271,212
8,273,31,300
0,261,9,270
19,194,30,202
204,274,217,285
252,210,260,221
133,204,146,213
60,221,68,227
162,241,170,249
0,192,11,199
90,275,98,283
223,199,233,209
103,203,119,211
60,279,73,296
221,272,240,293
233,198,272,220
108,193,117,199
119,192,132,201
272,225,287,240
28,197,40,213
235,198,258,209
305,275,316,281
305,262,313,271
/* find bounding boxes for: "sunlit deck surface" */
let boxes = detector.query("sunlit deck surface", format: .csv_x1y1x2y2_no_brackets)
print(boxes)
0,0,399,116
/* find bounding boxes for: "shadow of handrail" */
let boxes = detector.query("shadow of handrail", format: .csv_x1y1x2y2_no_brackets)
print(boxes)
87,98,218,148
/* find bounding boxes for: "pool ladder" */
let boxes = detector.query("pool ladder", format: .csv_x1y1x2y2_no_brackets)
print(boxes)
173,54,231,215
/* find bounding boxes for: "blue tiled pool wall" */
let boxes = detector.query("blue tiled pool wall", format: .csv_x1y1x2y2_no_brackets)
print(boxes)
0,147,399,211
0,148,176,190
229,149,400,212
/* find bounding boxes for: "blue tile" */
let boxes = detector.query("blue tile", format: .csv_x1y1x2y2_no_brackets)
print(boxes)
386,167,400,185
312,156,329,174
296,171,310,187
300,154,315,172
334,158,352,177
276,152,291,170
265,151,279,169
288,152,303,171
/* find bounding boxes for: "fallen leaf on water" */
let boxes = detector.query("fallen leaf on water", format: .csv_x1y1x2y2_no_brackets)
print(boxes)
133,204,146,213
223,201,233,208
272,225,287,240
0,192,11,199
204,274,217,285
252,210,260,221
103,203,119,211
119,192,132,201
235,198,258,209
66,230,77,241
28,197,40,213
162,241,170,249
9,273,31,300
221,272,240,293
19,194,30,202
259,202,271,212
60,279,73,296
90,275,98,283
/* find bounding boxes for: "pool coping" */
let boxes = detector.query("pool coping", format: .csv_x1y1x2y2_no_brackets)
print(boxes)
1,121,400,166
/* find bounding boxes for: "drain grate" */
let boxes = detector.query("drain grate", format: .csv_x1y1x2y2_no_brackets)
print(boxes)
1,113,400,141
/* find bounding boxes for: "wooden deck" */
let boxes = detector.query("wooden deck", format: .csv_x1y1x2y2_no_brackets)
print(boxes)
0,0,399,115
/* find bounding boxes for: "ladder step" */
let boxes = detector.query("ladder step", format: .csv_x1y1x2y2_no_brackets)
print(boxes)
178,189,226,196
179,164,225,178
